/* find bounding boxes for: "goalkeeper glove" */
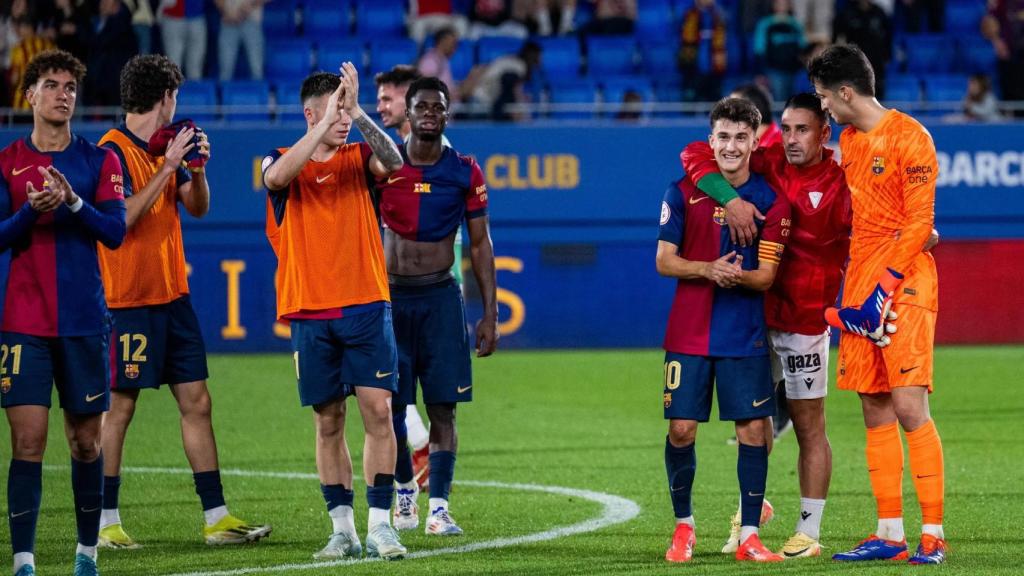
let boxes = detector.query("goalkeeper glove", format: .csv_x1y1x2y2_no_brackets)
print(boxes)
825,268,903,348
148,118,207,169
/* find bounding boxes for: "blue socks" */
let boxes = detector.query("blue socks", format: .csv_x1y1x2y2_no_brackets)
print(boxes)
366,474,395,511
193,470,226,511
737,443,769,527
321,483,354,511
428,451,456,501
392,405,414,484
665,437,696,519
8,459,42,555
71,455,104,547
103,475,121,510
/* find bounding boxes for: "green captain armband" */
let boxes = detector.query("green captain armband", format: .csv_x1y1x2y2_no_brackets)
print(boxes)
696,172,740,206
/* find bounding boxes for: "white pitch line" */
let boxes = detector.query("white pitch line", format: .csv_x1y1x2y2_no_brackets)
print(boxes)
94,466,640,576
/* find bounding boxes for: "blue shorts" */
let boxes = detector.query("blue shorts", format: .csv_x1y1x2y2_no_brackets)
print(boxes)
0,331,112,414
391,277,472,406
662,352,775,422
290,304,398,407
110,296,209,390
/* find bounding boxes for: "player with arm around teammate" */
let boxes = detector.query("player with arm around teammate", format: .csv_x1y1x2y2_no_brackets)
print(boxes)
808,44,946,565
262,63,408,560
657,98,790,564
375,76,498,536
95,54,270,550
0,49,126,576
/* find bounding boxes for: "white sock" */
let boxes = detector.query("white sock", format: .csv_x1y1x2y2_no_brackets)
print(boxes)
75,544,97,560
535,9,552,35
739,525,758,542
328,505,355,535
204,505,229,527
676,516,694,527
13,552,34,573
922,524,944,539
795,498,826,540
396,480,418,492
877,517,905,542
367,507,390,529
429,498,448,514
100,508,121,530
405,406,429,450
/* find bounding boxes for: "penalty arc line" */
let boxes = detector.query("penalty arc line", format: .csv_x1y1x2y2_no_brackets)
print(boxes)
100,466,641,576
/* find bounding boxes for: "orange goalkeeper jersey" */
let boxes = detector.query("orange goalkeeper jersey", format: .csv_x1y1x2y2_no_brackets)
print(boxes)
839,109,937,312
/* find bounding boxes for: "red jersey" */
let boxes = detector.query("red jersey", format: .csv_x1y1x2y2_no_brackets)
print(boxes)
759,122,783,149
682,141,852,335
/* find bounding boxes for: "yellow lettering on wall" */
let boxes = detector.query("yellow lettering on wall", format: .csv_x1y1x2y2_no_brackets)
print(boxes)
484,154,580,190
221,260,247,339
274,321,291,339
527,155,554,188
494,256,525,335
555,155,580,188
252,157,264,191
485,155,507,188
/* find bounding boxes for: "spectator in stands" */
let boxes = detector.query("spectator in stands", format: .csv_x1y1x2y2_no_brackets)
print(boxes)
123,0,154,54
469,0,529,39
469,39,542,120
614,89,643,121
580,0,635,36
160,0,207,80
9,17,55,110
409,0,469,44
900,0,945,34
419,26,486,103
753,0,806,100
86,0,137,107
833,0,892,99
49,0,91,64
526,0,576,36
791,0,833,44
962,73,1003,122
983,0,1024,116
215,0,265,81
678,0,728,103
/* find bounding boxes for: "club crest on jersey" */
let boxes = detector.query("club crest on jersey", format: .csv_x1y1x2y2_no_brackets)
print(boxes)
414,182,432,194
125,363,140,379
663,393,672,408
660,201,670,225
713,206,727,226
1,377,10,394
808,191,823,209
872,156,886,175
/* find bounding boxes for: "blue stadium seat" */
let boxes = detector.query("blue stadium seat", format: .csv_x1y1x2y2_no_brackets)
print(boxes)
960,37,997,75
601,76,655,118
924,74,968,102
273,82,305,124
884,75,922,103
355,0,406,38
477,37,523,65
587,36,637,76
176,80,218,123
538,37,582,77
266,40,314,81
640,41,678,77
263,1,297,37
636,0,675,37
221,80,271,123
317,39,365,70
304,3,350,39
945,1,986,34
903,35,955,73
369,39,418,74
547,79,597,119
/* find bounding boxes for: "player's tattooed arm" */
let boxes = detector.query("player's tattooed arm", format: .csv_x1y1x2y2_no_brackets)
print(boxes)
352,111,403,174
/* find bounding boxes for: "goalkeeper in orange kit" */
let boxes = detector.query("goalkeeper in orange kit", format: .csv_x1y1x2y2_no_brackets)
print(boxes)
808,44,945,565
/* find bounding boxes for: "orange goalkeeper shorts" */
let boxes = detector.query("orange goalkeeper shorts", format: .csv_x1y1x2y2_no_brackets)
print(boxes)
837,303,935,394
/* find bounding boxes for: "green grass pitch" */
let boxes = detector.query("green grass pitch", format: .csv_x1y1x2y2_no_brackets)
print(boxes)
1,346,1020,575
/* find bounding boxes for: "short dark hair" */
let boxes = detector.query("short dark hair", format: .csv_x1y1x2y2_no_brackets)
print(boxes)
807,44,875,96
374,65,421,88
730,83,773,126
300,71,341,104
22,49,86,93
405,76,451,109
784,92,828,124
709,97,761,132
433,27,457,45
119,54,184,114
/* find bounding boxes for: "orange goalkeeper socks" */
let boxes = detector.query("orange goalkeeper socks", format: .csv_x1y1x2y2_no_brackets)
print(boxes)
866,422,904,521
906,419,945,526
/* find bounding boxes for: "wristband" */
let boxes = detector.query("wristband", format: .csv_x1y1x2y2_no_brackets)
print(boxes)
696,172,740,205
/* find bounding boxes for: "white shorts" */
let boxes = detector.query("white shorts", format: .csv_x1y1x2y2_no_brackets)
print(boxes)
769,329,830,400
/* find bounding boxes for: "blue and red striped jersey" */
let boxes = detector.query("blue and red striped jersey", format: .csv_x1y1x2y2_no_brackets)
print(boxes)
0,135,126,337
658,173,790,357
377,146,488,242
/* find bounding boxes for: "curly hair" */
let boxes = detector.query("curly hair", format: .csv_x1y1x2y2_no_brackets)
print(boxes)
404,76,451,109
22,49,86,93
119,54,184,114
300,71,341,104
709,97,761,132
374,65,421,88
